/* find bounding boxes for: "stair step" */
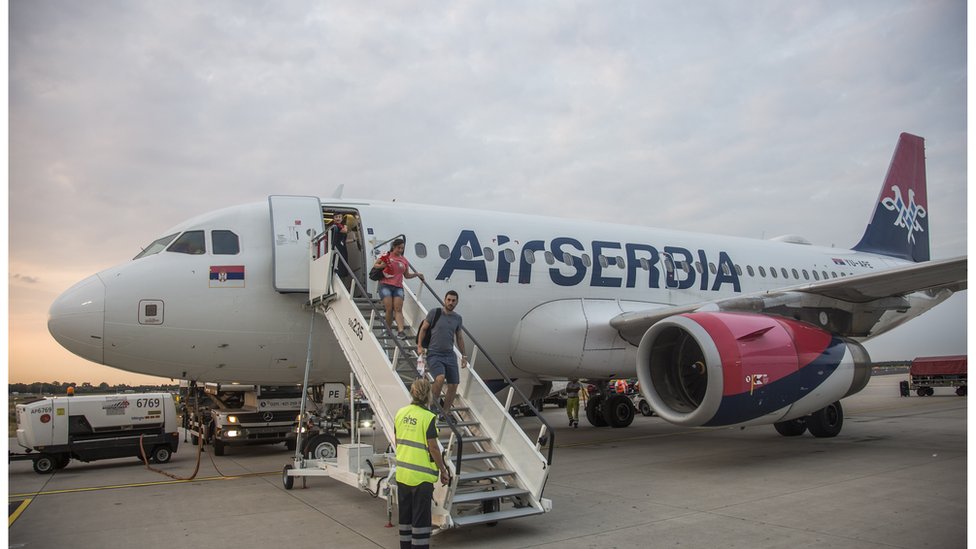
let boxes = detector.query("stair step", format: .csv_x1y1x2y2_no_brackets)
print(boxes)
452,487,530,504
441,435,491,444
458,452,503,461
438,420,479,428
450,506,544,527
458,469,515,482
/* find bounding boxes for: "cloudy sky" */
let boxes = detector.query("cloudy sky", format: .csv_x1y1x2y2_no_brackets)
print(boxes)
8,1,968,385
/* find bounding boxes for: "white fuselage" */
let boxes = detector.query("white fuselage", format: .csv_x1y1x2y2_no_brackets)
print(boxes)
50,199,915,385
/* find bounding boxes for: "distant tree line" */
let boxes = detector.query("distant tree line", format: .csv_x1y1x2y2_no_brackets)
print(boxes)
9,381,179,395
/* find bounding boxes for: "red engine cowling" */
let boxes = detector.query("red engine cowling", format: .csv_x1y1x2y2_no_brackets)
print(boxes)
635,312,871,428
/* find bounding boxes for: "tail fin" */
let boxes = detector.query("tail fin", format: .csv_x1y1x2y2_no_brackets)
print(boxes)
852,133,929,262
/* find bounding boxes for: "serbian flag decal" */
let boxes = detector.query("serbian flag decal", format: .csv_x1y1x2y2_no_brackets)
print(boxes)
209,265,245,288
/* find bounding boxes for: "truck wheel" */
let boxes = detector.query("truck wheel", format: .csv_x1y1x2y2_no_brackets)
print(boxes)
926,387,936,397
213,439,226,456
55,454,71,469
956,386,966,397
151,446,172,464
638,400,653,417
304,434,340,460
285,439,297,451
806,401,843,438
282,464,295,490
33,455,56,475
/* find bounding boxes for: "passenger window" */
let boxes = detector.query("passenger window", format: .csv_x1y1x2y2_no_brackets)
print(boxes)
462,245,474,260
167,231,206,255
747,265,755,277
544,251,555,265
639,258,650,271
831,271,838,278
792,268,799,279
781,268,789,279
734,264,742,276
483,247,495,262
134,233,179,260
695,262,703,274
523,249,536,264
438,244,450,259
616,256,625,269
770,267,778,278
812,270,820,281
709,263,717,275
722,264,731,276
414,243,427,258
502,249,516,264
758,266,766,277
599,256,610,269
212,230,240,255
802,269,809,280
582,254,592,268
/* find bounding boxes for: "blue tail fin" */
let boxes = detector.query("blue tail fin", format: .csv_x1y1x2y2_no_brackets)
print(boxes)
852,133,930,262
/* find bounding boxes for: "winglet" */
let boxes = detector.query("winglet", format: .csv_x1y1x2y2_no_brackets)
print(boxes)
330,184,345,199
852,133,929,262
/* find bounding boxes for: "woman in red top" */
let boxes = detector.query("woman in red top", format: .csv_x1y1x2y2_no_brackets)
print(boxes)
373,238,425,339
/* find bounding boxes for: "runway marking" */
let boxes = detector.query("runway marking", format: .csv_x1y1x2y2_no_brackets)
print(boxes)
8,499,32,527
8,471,277,499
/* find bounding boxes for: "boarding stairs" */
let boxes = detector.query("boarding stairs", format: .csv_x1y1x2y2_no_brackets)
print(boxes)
305,234,554,529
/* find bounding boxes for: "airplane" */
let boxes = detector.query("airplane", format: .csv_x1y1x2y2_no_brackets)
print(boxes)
48,133,966,437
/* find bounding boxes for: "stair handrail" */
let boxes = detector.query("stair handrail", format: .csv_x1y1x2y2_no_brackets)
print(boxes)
407,265,555,466
370,233,407,258
311,231,466,473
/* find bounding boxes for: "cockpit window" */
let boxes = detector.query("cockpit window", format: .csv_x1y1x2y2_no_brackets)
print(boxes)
167,231,206,255
212,230,240,255
133,233,179,260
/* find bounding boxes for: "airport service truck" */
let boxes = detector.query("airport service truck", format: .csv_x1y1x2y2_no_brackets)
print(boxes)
183,383,302,456
11,393,179,474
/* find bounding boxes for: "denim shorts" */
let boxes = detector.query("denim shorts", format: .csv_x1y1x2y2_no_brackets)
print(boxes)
426,351,459,384
378,284,405,299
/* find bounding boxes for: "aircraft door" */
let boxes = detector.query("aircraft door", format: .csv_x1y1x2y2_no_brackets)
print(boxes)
269,196,325,293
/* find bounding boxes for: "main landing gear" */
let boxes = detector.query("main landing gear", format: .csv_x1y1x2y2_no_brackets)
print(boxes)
585,391,635,428
773,401,844,438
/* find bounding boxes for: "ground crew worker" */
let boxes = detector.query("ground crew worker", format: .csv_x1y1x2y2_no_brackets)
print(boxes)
395,379,450,549
566,378,582,428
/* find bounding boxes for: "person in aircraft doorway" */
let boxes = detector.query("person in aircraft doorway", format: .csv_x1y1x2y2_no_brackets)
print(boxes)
374,238,425,340
566,378,583,428
328,213,349,277
416,290,467,416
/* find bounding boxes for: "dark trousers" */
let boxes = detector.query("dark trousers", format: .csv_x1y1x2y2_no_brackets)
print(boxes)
397,481,434,548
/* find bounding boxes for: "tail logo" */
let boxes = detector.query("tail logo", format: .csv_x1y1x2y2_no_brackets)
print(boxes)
881,185,926,244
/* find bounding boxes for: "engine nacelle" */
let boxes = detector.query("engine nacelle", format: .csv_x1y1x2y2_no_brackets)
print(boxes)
636,312,871,428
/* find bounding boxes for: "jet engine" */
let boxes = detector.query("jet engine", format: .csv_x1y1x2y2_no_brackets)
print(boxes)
635,312,871,428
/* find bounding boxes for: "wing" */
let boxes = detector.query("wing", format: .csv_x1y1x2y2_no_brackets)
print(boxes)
611,256,967,346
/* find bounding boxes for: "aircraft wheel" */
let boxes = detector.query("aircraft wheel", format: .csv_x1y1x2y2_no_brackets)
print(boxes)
806,401,843,438
602,394,635,428
304,434,341,460
585,395,608,427
282,464,295,490
33,455,56,475
773,418,807,437
956,386,966,397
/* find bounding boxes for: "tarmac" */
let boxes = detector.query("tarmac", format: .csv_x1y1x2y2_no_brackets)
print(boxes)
7,374,968,548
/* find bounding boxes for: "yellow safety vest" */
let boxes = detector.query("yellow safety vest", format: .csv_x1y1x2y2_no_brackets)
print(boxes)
394,404,439,486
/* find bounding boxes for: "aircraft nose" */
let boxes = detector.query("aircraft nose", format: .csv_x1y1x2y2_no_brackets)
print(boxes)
48,274,105,364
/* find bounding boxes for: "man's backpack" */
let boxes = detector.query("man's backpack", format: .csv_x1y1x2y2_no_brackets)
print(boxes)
418,308,442,348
